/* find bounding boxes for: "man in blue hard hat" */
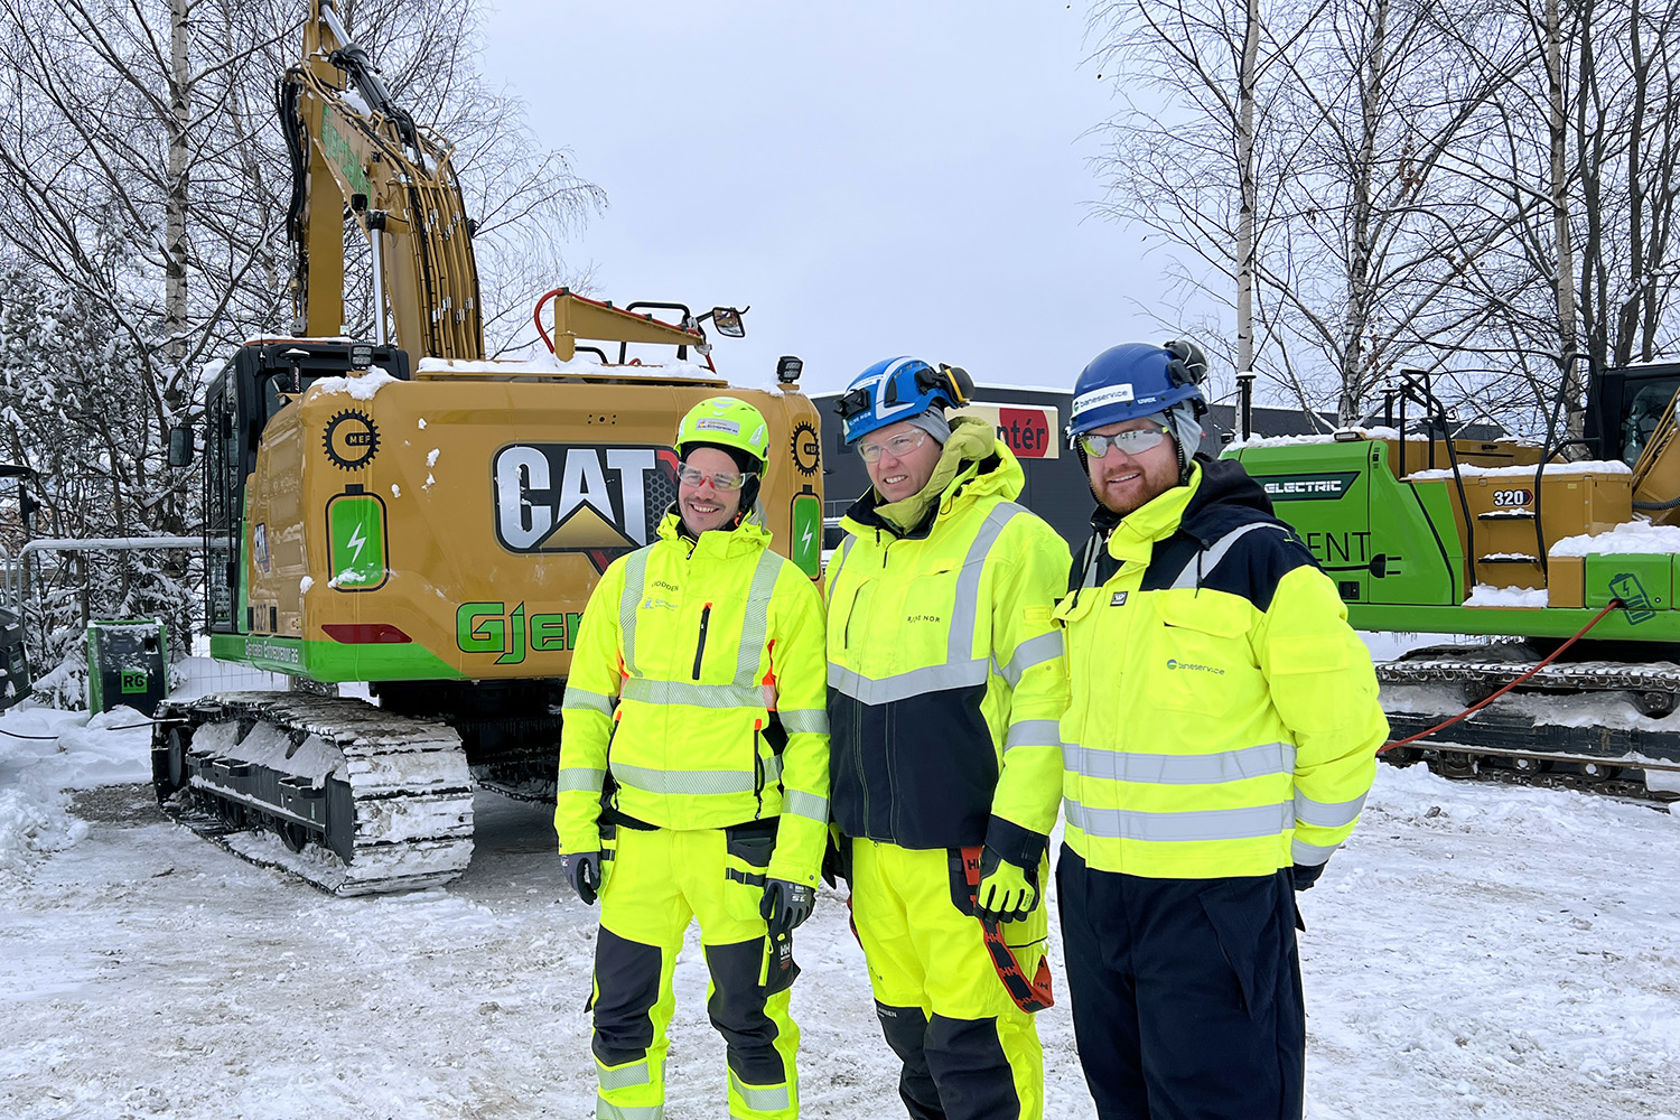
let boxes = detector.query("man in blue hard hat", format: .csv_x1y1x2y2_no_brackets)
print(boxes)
826,356,1070,1120
1054,340,1388,1119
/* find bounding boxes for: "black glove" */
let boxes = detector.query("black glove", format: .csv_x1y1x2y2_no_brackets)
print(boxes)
974,846,1040,924
760,878,816,938
821,830,852,889
1290,862,1324,892
562,850,602,905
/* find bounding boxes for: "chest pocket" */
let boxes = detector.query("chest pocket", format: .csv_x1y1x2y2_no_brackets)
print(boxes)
1053,588,1106,742
901,561,961,668
1152,595,1252,713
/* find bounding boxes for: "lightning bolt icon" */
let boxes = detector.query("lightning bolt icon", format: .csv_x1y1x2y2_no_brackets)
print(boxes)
801,523,814,551
347,522,367,562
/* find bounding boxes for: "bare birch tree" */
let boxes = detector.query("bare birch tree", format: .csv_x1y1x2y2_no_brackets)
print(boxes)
1092,1,1533,424
0,0,601,692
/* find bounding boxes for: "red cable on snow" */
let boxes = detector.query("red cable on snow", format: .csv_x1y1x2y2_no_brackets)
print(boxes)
1381,598,1625,753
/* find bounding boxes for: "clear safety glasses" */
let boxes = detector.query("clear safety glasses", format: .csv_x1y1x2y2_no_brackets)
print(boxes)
677,465,754,491
855,430,928,464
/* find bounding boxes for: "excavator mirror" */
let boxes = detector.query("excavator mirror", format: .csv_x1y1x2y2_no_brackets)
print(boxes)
709,307,746,338
167,425,194,469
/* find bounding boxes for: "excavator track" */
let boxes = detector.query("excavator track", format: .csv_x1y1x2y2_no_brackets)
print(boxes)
1378,644,1680,803
151,692,475,894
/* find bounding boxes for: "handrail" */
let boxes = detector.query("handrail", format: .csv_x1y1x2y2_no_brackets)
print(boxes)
8,536,204,615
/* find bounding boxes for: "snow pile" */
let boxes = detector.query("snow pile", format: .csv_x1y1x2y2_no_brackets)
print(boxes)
169,655,288,700
1227,426,1393,449
1407,459,1630,481
1550,520,1680,557
1464,584,1549,607
0,705,152,878
308,368,402,401
417,344,718,382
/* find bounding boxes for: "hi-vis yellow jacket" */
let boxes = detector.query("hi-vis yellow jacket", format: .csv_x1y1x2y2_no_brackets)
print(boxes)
825,434,1069,868
555,511,830,887
1055,458,1387,879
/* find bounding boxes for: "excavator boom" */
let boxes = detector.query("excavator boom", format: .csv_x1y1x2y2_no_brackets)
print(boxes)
282,0,482,360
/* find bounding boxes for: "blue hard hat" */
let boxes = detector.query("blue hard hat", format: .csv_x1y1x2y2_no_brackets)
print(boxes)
1066,341,1208,442
833,356,974,445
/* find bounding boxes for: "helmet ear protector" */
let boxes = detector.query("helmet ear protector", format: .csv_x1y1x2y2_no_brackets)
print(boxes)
1161,339,1210,419
832,361,973,420
926,363,974,409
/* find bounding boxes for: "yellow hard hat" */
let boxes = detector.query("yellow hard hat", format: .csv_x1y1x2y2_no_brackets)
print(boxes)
675,396,770,468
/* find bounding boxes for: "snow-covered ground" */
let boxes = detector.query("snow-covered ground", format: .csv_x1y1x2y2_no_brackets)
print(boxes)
2,670,1678,1118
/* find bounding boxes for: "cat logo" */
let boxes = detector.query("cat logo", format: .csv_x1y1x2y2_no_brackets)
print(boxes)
493,444,679,565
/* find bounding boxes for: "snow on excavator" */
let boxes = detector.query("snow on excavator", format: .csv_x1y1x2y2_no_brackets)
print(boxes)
151,0,825,893
1223,364,1680,802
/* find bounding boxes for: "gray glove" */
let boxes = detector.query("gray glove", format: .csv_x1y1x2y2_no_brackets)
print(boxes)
562,850,602,905
760,878,815,938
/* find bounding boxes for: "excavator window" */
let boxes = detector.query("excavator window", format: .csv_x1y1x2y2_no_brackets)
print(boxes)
263,370,321,425
1621,377,1680,466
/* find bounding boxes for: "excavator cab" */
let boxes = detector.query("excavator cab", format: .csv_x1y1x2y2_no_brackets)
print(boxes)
1584,361,1680,465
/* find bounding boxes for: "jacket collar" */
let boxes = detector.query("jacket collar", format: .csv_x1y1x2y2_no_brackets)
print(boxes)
1105,462,1202,565
1096,455,1278,559
842,418,1026,542
656,505,772,557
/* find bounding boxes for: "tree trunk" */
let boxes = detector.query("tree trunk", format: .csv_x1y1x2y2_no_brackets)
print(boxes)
1236,0,1260,379
1548,0,1585,440
165,0,190,379
1342,0,1388,426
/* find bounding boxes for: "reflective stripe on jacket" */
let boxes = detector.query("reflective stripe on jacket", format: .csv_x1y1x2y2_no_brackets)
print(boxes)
1055,458,1387,878
825,431,1069,866
555,510,831,886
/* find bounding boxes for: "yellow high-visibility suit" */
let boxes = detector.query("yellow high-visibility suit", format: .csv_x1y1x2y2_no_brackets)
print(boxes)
556,510,829,1120
825,421,1069,1120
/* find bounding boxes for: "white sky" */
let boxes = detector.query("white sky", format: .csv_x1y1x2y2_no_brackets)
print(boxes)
479,1,1207,396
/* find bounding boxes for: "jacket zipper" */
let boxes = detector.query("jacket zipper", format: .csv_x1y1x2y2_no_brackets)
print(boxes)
606,711,622,812
692,602,712,679
753,720,765,816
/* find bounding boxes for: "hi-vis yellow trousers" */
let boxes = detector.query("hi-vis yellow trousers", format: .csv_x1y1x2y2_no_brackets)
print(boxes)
849,838,1047,1120
591,824,801,1119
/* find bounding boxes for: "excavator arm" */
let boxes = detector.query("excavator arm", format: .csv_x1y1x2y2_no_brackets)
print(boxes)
280,0,483,361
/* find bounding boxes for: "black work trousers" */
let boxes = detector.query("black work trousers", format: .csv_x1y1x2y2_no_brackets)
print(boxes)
1056,846,1305,1120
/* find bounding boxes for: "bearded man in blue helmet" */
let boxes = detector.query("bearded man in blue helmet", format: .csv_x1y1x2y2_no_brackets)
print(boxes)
1054,340,1388,1119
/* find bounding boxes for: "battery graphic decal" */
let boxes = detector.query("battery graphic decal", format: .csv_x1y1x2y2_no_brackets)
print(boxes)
327,488,389,591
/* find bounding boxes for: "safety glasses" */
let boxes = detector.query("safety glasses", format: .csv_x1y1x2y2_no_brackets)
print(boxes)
1079,426,1171,458
856,430,928,464
677,465,754,491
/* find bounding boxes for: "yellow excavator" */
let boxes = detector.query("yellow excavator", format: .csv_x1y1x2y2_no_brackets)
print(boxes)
151,0,825,892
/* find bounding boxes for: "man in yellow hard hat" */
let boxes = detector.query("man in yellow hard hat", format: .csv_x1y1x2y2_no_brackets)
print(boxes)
556,396,830,1120
825,357,1070,1120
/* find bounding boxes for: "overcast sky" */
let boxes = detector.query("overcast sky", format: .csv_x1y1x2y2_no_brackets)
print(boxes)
478,1,1209,397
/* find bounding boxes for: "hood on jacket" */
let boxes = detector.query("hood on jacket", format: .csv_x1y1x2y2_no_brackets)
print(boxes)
843,417,1024,539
